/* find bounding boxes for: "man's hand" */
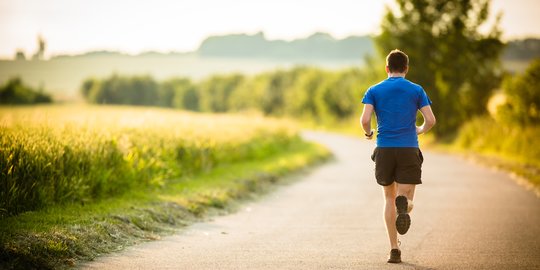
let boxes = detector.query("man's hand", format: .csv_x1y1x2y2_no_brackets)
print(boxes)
365,129,375,140
416,126,423,135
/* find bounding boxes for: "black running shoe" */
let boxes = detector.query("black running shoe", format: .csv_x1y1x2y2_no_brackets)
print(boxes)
395,195,411,235
387,249,402,263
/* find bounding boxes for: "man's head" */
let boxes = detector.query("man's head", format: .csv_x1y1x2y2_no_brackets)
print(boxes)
386,49,409,74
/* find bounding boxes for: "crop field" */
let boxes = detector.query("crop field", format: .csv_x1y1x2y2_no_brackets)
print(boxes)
0,105,301,218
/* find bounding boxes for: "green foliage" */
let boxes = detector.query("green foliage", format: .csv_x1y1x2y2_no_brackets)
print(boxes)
452,60,540,189
165,78,199,111
81,65,385,122
81,74,158,106
80,78,97,99
157,79,176,108
317,69,365,119
0,106,299,218
0,77,52,104
284,68,325,118
455,116,540,167
228,73,267,113
453,116,540,191
261,70,296,115
376,0,504,136
198,74,245,112
498,59,540,125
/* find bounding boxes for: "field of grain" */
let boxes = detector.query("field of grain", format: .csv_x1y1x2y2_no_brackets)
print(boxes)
0,105,299,217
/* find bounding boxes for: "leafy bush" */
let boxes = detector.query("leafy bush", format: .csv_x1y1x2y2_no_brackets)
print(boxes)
81,74,158,106
198,74,244,112
0,77,52,104
498,58,540,125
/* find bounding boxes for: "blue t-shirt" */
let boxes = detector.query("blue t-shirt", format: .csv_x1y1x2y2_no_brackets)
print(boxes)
362,77,432,148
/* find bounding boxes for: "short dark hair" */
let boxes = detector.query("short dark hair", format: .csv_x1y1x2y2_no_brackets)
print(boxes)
386,49,409,73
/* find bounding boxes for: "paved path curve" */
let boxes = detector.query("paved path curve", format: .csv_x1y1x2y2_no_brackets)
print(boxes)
83,131,540,269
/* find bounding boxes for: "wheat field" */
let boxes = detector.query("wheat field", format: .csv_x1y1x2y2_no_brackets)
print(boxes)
0,105,299,217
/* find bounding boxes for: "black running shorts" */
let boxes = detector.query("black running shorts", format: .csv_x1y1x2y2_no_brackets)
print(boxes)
371,147,423,186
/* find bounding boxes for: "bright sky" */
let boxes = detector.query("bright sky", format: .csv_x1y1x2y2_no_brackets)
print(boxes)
1,0,539,58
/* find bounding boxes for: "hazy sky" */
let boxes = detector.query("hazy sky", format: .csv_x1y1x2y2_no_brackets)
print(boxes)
1,0,539,58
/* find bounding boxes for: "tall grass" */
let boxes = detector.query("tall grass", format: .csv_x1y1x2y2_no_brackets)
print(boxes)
454,116,540,167
0,105,299,218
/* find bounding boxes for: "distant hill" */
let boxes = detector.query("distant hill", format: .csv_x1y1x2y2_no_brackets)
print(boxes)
503,38,540,61
52,50,126,59
197,33,540,62
197,32,374,60
46,34,540,63
52,50,193,59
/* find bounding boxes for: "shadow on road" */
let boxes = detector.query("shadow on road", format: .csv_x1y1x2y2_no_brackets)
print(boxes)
398,262,436,269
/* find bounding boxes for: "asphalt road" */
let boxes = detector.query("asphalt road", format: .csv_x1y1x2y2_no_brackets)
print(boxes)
83,131,540,270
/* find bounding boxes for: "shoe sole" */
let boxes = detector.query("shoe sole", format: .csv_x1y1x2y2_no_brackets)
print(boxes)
395,196,410,235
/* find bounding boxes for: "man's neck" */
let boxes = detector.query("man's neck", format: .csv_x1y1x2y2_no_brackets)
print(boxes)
388,73,406,78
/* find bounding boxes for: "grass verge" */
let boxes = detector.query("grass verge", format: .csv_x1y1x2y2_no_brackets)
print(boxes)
0,140,330,270
450,116,540,194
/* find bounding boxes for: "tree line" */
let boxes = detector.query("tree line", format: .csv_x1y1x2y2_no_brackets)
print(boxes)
81,65,384,122
80,55,539,136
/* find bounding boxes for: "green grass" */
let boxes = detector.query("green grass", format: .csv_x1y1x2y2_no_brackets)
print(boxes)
451,116,540,190
0,140,330,269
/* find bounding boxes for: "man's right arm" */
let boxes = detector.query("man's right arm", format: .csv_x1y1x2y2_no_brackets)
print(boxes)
417,105,436,135
361,104,375,140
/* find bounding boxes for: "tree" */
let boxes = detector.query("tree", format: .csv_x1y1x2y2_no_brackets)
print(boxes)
228,74,266,113
313,68,364,120
14,50,26,61
81,78,99,99
164,78,199,111
82,75,158,106
284,68,325,119
198,74,244,112
127,76,158,105
498,59,540,125
32,35,46,60
0,77,52,104
376,0,504,135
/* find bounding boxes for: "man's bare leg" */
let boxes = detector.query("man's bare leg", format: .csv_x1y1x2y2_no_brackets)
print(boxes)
397,183,415,213
382,183,399,249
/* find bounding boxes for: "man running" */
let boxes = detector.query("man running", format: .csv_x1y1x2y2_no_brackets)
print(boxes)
360,49,436,263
